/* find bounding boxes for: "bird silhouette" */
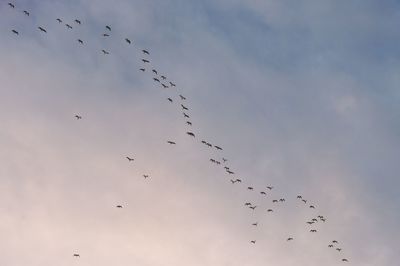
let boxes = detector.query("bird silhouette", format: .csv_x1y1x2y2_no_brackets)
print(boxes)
125,38,131,44
272,199,278,203
297,195,302,199
249,206,257,210
250,240,256,244
342,259,348,262
167,141,176,145
75,115,82,120
222,158,228,162
170,82,176,87
179,94,186,100
328,244,334,248
142,59,150,63
152,69,158,74
260,191,266,195
56,18,62,23
103,33,110,37
74,19,81,24
153,78,160,82
267,186,273,190
183,113,190,118
310,229,317,233
142,49,149,55
38,27,47,33
126,157,134,161
116,205,123,208
11,29,18,35
105,25,111,31
143,174,149,179
66,24,73,29
73,254,80,258
186,121,192,126
181,104,188,110
247,187,254,190
8,3,15,8
78,39,83,44
102,49,109,55
244,202,251,206
23,10,29,16
186,132,195,137
167,98,173,103
252,222,258,226
161,75,166,80
302,199,307,203
267,209,273,212
287,237,294,241
310,205,316,209
336,248,342,252
161,84,169,88
332,240,338,244
139,68,145,72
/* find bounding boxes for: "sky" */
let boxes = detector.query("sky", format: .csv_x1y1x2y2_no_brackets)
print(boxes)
0,0,399,265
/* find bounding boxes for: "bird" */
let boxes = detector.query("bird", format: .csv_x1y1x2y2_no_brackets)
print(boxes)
11,29,18,35
183,113,190,118
75,115,82,120
321,218,326,222
8,3,15,8
252,222,258,226
142,49,149,55
310,205,316,209
267,209,273,212
272,199,278,203
143,174,149,179
142,59,150,63
38,27,47,33
153,78,160,82
302,199,307,203
102,33,110,37
140,68,145,72
279,198,285,202
167,98,173,103
247,187,254,190
206,143,212,147
161,75,166,80
73,254,80,258
66,24,73,29
244,202,251,206
186,121,192,126
170,82,176,87
186,132,195,137
342,259,348,262
311,218,318,222
249,206,257,210
126,157,134,162
310,229,317,233
74,19,81,24
328,245,334,248
260,191,267,195
167,141,176,145
336,248,342,252
214,145,223,150
152,69,158,75
23,10,29,16
297,195,302,199
307,221,314,225
332,240,338,244
116,205,123,208
56,18,62,23
222,158,228,162
102,49,109,55
250,240,256,244
125,38,131,44
105,25,111,31
161,84,169,88
179,94,186,100
234,178,242,183
226,170,234,174
181,104,188,110
78,39,84,44
267,186,273,190
287,237,294,241
230,179,236,184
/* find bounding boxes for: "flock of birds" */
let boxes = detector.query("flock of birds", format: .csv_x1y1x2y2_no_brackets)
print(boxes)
5,1,350,263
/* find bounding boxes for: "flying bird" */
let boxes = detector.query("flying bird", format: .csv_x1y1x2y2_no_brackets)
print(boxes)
78,39,83,44
167,98,173,103
310,229,317,233
102,33,109,37
161,84,169,88
56,18,62,23
186,132,195,137
142,59,150,63
302,199,307,203
279,198,285,202
126,157,134,162
8,3,15,8
267,209,273,212
140,68,145,72
272,199,278,203
181,104,188,110
170,82,176,87
252,222,258,226
183,113,190,118
153,78,160,82
332,240,338,244
23,10,29,16
38,27,47,33
161,75,166,80
11,29,18,35
167,141,176,145
152,69,158,74
186,121,192,126
244,202,251,206
73,254,80,258
260,191,266,195
75,115,82,120
75,19,81,24
342,259,348,262
142,49,149,55
143,175,149,179
310,205,316,209
297,195,302,199
226,170,234,175
214,146,223,150
249,206,257,210
250,240,256,244
105,25,111,31
267,186,273,190
116,205,123,208
287,237,294,241
125,38,131,44
179,94,186,100
328,245,334,248
222,158,228,162
247,187,254,190
102,49,109,55
66,24,73,29
336,248,342,252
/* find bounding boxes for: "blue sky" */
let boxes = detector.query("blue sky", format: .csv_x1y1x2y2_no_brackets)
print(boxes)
0,1,399,265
